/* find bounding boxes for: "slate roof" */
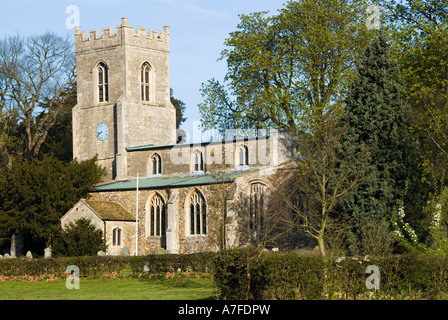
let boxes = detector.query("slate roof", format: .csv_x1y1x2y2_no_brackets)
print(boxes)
84,199,135,221
126,144,175,151
125,134,272,152
93,170,257,192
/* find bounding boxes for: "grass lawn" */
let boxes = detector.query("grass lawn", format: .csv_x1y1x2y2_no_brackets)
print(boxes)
0,276,217,300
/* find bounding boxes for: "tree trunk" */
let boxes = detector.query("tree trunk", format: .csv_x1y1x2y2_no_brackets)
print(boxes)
317,235,326,257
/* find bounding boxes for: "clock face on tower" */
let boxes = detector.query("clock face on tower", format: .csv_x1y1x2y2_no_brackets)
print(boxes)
96,123,109,141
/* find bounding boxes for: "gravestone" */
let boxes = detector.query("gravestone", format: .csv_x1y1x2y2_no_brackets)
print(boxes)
121,246,130,256
97,250,106,256
44,247,52,259
25,251,33,260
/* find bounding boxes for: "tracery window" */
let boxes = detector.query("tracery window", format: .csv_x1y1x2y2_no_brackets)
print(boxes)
249,183,267,241
148,194,166,237
291,191,308,226
189,191,207,235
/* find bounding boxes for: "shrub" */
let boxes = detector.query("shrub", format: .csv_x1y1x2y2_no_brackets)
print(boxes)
52,218,107,257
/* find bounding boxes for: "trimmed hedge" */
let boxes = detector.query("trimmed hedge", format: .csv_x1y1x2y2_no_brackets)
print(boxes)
213,248,268,300
128,252,216,274
0,256,129,278
0,252,217,279
213,249,448,300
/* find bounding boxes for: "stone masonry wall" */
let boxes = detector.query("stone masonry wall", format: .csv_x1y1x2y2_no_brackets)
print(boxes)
72,18,176,181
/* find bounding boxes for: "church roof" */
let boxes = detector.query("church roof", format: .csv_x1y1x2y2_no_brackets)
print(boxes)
93,170,257,192
84,199,135,221
126,143,175,151
125,134,272,152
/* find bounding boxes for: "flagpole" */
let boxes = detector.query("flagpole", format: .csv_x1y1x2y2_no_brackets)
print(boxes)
135,173,139,256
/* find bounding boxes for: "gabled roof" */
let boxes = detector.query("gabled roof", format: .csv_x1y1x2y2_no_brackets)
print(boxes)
93,169,257,192
84,199,135,221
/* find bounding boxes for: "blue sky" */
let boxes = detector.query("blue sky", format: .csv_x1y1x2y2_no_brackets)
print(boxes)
0,0,286,141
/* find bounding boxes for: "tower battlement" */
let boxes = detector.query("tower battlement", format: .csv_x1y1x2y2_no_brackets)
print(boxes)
74,17,169,53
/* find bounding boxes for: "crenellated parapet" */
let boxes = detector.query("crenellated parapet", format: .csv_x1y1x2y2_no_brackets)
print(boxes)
74,17,170,53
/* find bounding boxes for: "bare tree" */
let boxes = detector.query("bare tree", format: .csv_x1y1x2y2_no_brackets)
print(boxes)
0,32,76,161
287,113,374,256
255,111,375,257
0,106,21,169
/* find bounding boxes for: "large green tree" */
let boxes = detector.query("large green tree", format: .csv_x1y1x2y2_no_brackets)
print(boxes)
199,0,373,133
0,156,105,254
379,0,448,191
336,30,421,255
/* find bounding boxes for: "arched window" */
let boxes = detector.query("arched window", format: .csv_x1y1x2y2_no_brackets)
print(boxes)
150,153,162,175
249,183,267,242
193,150,204,172
238,145,249,167
141,62,153,102
147,194,166,237
112,227,121,246
189,190,206,235
291,191,309,227
98,62,109,103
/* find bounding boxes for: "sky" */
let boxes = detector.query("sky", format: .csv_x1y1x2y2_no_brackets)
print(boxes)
0,0,287,142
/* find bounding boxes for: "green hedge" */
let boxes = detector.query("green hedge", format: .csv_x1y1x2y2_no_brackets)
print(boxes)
128,252,216,274
213,249,448,300
213,248,268,299
0,253,217,279
0,256,129,278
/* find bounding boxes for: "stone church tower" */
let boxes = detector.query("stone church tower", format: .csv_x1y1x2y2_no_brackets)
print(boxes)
72,17,176,181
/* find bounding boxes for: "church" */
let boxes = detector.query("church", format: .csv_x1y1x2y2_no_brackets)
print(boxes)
60,18,302,255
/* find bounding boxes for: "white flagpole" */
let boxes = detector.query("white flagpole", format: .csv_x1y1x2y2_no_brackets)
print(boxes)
135,173,139,256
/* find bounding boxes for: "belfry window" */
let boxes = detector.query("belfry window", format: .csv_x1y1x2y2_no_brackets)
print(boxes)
141,62,152,102
189,191,207,235
98,62,109,103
